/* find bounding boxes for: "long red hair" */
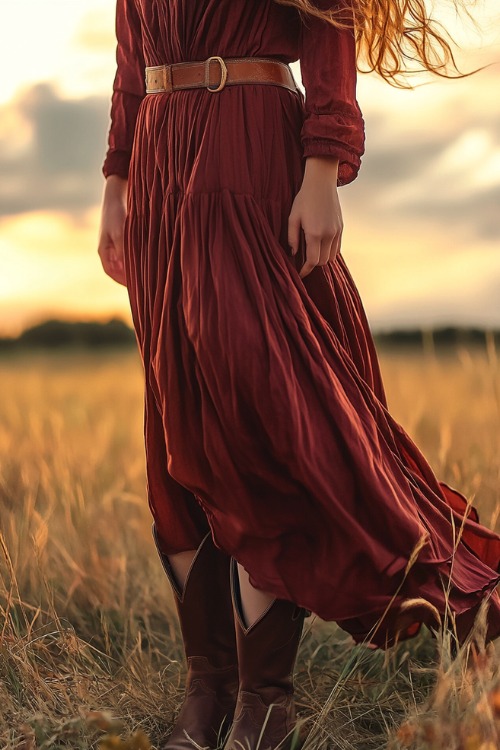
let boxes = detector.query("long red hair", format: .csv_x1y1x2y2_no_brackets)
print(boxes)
273,0,492,88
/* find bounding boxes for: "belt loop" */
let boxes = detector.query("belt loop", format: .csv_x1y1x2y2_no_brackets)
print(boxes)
205,56,228,92
145,64,173,94
164,64,172,93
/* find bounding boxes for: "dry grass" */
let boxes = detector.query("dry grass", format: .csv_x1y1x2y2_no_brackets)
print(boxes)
1,343,500,749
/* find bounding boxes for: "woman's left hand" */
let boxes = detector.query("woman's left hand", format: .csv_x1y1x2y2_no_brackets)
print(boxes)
288,156,343,279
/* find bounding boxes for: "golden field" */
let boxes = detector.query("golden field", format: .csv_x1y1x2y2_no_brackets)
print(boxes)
1,344,500,749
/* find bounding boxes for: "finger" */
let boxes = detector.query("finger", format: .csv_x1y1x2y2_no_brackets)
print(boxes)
319,235,334,266
98,238,125,282
299,234,321,278
97,233,116,262
97,233,109,261
99,229,125,269
329,228,343,263
109,271,127,287
287,213,301,256
104,260,127,287
114,267,127,286
299,261,316,279
111,225,124,256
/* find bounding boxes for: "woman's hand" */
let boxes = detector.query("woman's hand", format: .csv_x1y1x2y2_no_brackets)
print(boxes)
97,175,128,286
288,156,343,279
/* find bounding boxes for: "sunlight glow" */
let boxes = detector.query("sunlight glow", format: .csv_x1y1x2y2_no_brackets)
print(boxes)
0,211,131,336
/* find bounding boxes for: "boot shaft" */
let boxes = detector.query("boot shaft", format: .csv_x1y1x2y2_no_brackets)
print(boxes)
153,526,238,669
230,559,305,698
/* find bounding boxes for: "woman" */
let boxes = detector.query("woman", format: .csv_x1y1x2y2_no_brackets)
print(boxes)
97,1,500,748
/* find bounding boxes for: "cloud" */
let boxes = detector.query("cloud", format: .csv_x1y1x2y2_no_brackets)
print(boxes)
393,186,500,241
0,83,110,218
344,98,500,242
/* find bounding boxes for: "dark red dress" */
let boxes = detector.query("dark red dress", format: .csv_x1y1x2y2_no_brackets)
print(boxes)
102,0,500,649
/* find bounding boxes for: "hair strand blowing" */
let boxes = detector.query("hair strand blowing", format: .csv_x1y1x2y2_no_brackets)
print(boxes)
273,0,494,89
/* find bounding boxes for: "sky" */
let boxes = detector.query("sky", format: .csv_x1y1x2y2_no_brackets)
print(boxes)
0,0,499,336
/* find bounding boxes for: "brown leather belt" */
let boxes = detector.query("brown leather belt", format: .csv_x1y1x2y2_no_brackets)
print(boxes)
145,55,299,95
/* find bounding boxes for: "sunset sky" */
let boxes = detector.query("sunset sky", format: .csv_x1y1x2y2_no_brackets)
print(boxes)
0,0,499,336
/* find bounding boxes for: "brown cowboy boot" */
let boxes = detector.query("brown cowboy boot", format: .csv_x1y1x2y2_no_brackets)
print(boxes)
153,526,239,749
223,559,306,750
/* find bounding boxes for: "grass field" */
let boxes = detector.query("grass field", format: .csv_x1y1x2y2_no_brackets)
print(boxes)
1,344,500,749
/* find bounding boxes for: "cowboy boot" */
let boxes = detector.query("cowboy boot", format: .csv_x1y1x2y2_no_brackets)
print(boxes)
223,559,306,750
153,526,239,749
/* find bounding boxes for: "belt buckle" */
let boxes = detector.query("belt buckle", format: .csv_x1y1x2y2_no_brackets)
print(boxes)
205,55,228,92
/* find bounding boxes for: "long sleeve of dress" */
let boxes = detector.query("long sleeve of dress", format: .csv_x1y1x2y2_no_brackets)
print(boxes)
298,0,365,186
102,0,146,179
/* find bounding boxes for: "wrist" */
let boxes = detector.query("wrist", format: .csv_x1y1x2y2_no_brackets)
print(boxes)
105,174,128,187
305,155,339,171
104,174,128,199
303,156,339,185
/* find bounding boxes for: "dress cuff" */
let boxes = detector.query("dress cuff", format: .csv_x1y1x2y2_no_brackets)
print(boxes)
102,150,131,180
301,139,361,186
300,109,365,186
102,89,144,180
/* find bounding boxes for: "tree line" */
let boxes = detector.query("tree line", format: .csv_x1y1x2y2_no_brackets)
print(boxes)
0,318,498,351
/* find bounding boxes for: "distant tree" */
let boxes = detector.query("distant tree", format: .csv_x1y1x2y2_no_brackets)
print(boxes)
14,318,136,348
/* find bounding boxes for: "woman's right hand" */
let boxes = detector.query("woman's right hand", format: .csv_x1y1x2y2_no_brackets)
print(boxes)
97,175,128,286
